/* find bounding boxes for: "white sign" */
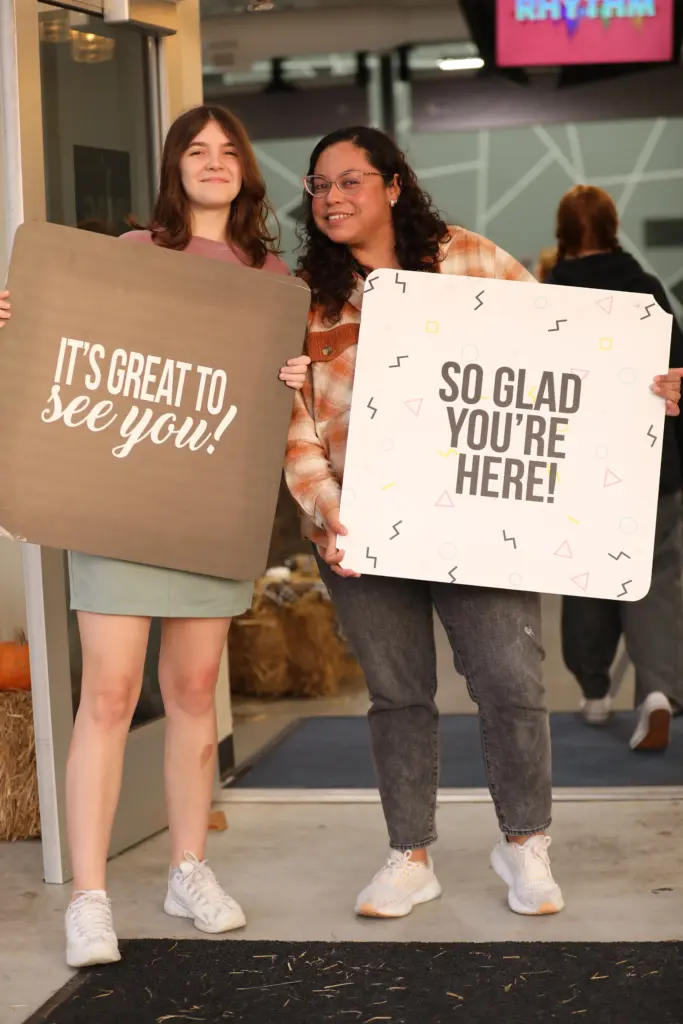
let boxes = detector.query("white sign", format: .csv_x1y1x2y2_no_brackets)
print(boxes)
340,270,670,601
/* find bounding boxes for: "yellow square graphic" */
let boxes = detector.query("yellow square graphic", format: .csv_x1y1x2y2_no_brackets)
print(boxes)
599,337,613,350
426,321,439,334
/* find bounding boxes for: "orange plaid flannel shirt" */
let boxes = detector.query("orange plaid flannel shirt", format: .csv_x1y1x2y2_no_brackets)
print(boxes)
284,226,535,543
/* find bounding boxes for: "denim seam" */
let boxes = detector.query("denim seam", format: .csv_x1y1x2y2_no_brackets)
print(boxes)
428,706,440,842
390,836,438,851
449,637,508,829
502,820,552,836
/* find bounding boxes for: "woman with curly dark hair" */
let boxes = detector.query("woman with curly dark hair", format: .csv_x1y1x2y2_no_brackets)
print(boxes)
285,126,564,922
286,132,680,919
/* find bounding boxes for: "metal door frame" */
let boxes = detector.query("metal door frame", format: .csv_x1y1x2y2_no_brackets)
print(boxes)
0,0,191,884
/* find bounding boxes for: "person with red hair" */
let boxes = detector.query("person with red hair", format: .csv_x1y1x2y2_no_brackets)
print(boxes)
548,185,683,750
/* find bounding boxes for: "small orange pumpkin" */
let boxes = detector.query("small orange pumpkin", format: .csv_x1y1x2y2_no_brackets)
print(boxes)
0,629,31,691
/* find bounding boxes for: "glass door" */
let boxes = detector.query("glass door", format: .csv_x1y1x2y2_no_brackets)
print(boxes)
37,1,169,880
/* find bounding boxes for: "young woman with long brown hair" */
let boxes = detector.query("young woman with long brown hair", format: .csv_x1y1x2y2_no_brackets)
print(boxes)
0,104,309,967
284,128,681,922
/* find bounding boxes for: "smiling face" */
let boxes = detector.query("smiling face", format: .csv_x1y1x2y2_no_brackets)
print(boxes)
179,119,243,213
310,140,400,248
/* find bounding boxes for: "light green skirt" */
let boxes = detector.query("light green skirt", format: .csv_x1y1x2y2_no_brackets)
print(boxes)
68,551,254,619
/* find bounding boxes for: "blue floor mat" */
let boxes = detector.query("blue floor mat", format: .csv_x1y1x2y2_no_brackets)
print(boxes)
229,713,683,789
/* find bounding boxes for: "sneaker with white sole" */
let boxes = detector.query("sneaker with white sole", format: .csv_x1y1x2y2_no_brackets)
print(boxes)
355,850,442,918
65,890,121,968
580,696,612,725
164,852,246,934
630,691,672,751
490,835,564,916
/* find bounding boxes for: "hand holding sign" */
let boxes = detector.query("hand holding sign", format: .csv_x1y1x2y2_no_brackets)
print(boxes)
653,369,682,415
0,291,10,329
321,506,359,578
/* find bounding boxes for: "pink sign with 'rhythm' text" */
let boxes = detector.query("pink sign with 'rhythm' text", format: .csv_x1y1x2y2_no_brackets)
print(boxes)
497,0,675,68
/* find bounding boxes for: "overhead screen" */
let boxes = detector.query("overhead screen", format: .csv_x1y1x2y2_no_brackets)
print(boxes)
496,1,675,67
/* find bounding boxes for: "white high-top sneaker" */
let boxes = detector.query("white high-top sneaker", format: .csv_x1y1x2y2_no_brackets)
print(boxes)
164,852,246,934
491,835,564,916
65,891,121,968
355,850,442,918
580,696,612,725
630,692,672,751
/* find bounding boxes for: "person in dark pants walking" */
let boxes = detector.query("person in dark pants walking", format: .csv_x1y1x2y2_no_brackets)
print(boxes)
548,185,683,751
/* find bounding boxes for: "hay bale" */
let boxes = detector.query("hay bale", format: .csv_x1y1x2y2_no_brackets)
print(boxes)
0,691,40,841
228,558,364,699
228,589,290,697
281,585,350,697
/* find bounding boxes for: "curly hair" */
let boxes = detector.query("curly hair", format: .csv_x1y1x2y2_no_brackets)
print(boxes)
141,105,280,268
297,127,451,323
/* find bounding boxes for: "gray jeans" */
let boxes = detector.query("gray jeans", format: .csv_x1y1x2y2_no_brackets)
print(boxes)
316,555,552,849
563,489,683,710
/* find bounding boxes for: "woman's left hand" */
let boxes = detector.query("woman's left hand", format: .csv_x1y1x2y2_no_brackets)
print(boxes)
279,354,311,390
653,370,682,417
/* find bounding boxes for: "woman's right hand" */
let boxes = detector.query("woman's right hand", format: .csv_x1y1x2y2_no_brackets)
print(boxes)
0,291,10,330
318,507,360,578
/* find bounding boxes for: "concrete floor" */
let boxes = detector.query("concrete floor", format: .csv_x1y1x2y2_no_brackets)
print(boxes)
0,595,660,1024
2,801,682,1023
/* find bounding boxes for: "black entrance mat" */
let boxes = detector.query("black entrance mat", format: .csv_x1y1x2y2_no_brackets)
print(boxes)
28,939,682,1024
228,714,683,790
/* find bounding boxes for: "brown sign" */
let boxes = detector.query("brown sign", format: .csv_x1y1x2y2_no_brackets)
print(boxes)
0,221,310,580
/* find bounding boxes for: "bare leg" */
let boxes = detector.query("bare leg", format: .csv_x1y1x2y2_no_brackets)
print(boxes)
66,613,151,893
158,617,231,866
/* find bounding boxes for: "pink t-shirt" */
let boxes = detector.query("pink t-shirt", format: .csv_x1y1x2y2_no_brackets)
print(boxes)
121,229,290,275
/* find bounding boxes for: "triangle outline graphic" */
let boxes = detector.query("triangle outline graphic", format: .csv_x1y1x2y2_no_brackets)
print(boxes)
435,490,454,508
597,295,613,314
604,468,622,488
570,367,590,380
554,540,573,559
571,572,589,592
405,398,423,417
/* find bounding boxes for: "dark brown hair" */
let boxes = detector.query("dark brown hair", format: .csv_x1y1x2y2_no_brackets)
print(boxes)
144,104,280,268
555,185,619,261
297,126,451,323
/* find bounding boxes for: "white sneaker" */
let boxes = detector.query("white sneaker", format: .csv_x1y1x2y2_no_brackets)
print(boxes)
630,691,672,751
65,891,121,968
355,850,442,918
164,852,246,934
580,696,612,725
490,836,564,916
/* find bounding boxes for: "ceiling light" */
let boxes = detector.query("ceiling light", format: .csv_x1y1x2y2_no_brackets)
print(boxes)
71,31,116,63
38,9,71,43
247,1,275,10
438,57,484,72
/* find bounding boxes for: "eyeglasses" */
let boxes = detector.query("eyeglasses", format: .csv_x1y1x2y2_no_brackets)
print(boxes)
303,170,384,198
